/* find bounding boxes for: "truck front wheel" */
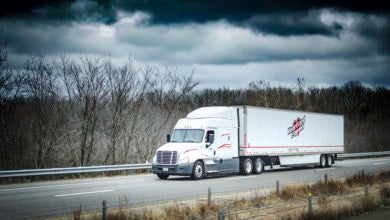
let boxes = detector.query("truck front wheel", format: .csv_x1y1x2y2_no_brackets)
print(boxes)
157,173,169,180
192,161,204,180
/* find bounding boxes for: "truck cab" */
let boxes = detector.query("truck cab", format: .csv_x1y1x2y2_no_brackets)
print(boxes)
152,107,240,180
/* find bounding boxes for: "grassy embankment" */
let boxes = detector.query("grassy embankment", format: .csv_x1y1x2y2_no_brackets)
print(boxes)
73,170,390,220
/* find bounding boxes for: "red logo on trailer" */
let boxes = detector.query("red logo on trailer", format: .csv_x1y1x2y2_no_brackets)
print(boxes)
288,115,306,138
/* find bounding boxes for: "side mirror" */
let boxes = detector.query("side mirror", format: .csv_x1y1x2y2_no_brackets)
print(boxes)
208,133,214,144
206,133,214,148
166,134,171,142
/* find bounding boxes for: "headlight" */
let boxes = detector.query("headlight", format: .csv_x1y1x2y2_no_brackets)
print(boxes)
179,157,190,164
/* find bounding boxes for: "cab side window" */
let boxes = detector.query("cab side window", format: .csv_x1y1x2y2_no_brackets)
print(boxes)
206,130,215,145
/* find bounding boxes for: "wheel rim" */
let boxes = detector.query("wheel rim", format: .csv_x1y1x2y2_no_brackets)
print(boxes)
245,161,252,173
321,156,326,167
255,160,262,172
327,156,332,166
195,164,203,178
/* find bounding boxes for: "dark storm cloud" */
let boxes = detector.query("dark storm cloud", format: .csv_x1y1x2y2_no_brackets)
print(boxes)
115,0,389,24
244,11,342,36
0,0,116,24
0,1,388,50
0,0,389,88
1,1,389,29
352,16,390,54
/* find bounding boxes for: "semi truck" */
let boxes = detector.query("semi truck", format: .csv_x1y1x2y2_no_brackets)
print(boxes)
152,106,344,180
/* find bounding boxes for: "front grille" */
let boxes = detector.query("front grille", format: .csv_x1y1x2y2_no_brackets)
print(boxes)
157,151,178,164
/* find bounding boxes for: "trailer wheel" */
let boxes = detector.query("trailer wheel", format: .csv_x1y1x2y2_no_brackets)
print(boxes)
157,173,169,180
320,155,326,168
253,158,264,174
326,155,332,167
192,161,204,180
242,158,253,175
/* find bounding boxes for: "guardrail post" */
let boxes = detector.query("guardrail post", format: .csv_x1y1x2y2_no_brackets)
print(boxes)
365,185,368,200
276,180,280,197
324,174,328,195
308,193,312,216
208,187,212,205
218,209,224,220
102,200,107,220
361,170,365,183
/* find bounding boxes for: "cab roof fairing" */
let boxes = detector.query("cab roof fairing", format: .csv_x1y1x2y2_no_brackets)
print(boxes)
174,118,235,130
186,106,237,120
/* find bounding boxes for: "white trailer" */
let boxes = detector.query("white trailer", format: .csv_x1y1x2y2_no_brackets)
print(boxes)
152,106,344,179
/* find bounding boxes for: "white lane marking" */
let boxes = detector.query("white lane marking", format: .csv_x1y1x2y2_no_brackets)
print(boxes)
55,189,115,197
0,177,148,193
373,162,386,165
229,176,257,180
314,168,335,171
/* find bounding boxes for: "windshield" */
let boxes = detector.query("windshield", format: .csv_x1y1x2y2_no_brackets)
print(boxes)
170,129,204,143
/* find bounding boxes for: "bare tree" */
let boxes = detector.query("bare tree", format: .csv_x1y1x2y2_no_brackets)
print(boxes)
119,65,155,164
249,80,271,107
60,57,107,166
132,105,176,163
248,80,283,108
149,67,199,116
129,68,199,163
24,56,64,168
295,77,305,110
103,59,147,164
0,41,12,102
343,81,368,119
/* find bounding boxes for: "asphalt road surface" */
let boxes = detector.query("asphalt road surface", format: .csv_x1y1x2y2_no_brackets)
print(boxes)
0,157,390,219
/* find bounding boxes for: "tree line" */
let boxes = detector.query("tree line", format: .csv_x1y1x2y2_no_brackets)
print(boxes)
0,45,389,170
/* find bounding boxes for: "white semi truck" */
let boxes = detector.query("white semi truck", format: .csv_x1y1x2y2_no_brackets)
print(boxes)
152,106,344,180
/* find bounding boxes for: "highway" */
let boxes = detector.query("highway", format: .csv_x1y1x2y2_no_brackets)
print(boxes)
0,157,389,219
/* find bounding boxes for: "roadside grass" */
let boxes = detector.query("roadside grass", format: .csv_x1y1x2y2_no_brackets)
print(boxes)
300,196,377,220
300,183,390,220
280,178,346,200
81,170,390,220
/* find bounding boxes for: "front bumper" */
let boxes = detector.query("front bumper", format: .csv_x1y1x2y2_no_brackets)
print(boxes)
152,162,194,176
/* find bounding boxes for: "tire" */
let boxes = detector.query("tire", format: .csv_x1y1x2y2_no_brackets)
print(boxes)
326,155,332,167
242,158,253,175
253,158,264,174
319,154,326,168
192,161,204,180
157,173,169,180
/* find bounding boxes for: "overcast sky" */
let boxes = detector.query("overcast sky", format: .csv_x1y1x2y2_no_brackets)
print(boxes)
1,0,389,89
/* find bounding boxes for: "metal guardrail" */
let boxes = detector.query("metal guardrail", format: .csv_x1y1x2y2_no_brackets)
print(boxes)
1,151,389,178
0,163,152,178
338,151,390,159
